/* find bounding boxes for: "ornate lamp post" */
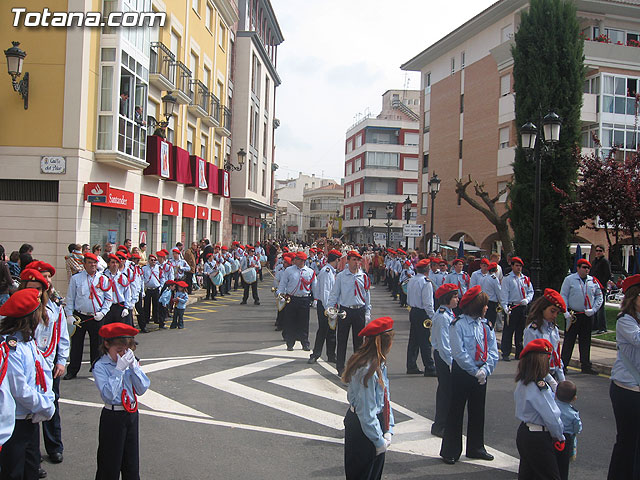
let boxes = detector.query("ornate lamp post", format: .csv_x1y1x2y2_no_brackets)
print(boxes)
366,208,374,245
385,202,394,248
403,195,412,250
427,172,441,253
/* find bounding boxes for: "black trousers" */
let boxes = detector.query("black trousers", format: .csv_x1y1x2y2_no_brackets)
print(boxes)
433,349,452,434
344,409,385,480
608,381,640,480
516,423,561,480
440,361,487,460
311,301,336,360
233,271,240,290
242,278,259,302
185,271,193,294
224,273,232,294
96,409,139,480
283,296,311,348
406,307,434,371
104,303,131,326
141,287,159,330
336,306,366,374
204,276,217,299
68,311,102,376
42,375,63,455
556,433,574,480
501,304,526,358
0,419,40,480
486,301,498,329
561,313,593,369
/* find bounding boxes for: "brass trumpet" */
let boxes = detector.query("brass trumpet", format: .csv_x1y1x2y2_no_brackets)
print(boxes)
423,318,433,329
277,293,291,312
496,304,504,314
326,307,347,330
567,310,578,329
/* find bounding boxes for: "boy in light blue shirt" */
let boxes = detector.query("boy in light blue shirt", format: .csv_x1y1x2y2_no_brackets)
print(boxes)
170,281,189,329
555,380,582,480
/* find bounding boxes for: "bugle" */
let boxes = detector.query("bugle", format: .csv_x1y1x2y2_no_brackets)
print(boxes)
68,314,92,337
277,293,291,312
423,317,432,329
325,307,347,330
567,310,578,329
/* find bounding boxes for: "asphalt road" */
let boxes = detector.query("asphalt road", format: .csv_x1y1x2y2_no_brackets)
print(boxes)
45,277,615,479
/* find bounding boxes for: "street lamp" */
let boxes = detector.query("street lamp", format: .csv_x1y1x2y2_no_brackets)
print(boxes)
385,201,394,249
366,208,374,245
520,111,561,298
150,91,177,136
224,148,247,172
4,41,29,109
403,195,412,250
427,172,441,253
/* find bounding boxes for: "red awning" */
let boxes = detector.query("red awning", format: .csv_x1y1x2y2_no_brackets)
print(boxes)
287,225,298,233
232,214,245,225
197,206,208,220
211,209,221,222
248,217,255,226
140,194,160,213
91,186,134,210
183,203,196,218
163,199,179,216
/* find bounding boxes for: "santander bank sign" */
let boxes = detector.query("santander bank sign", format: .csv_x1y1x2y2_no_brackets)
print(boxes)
84,182,134,210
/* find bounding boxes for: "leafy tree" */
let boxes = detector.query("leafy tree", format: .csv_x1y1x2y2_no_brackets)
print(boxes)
510,0,585,290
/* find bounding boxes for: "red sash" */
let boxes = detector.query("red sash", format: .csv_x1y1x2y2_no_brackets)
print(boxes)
35,355,47,393
39,309,62,358
475,324,488,363
354,274,370,302
551,344,562,368
298,270,316,292
121,387,138,413
0,340,8,385
382,386,390,432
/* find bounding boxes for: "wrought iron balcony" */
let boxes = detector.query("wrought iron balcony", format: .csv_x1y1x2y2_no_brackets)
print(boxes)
188,80,210,119
174,61,192,104
205,93,220,127
149,42,176,90
219,106,232,137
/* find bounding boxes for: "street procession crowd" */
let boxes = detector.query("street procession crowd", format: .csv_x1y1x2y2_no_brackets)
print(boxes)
0,238,639,480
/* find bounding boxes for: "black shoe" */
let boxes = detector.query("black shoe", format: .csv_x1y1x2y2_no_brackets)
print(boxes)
169,326,177,329
466,450,494,461
423,369,437,377
49,453,63,463
211,297,217,301
502,355,510,362
431,427,444,438
286,346,294,351
406,368,424,375
204,296,210,300
39,467,47,478
254,300,260,305
240,301,247,305
62,373,76,381
158,326,167,330
302,345,311,351
275,326,283,331
139,328,148,333
327,357,337,364
581,367,599,375
441,457,456,465
307,356,318,364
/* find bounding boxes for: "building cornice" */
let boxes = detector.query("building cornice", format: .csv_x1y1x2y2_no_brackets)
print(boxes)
212,0,239,28
237,31,282,86
231,197,276,213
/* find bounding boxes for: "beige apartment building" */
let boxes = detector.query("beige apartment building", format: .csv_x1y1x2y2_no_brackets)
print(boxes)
402,0,640,267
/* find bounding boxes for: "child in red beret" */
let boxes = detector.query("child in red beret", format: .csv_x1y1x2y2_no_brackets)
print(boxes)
170,282,189,329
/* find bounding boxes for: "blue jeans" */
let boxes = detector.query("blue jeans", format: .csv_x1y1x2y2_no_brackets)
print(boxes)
171,308,185,329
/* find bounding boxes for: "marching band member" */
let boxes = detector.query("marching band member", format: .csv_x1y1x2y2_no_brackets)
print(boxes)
607,274,640,479
232,242,244,291
156,250,174,289
383,250,393,288
445,259,470,297
273,253,294,331
141,254,162,333
64,253,112,380
255,242,264,281
430,284,459,438
398,260,414,308
391,249,405,301
223,246,235,295
560,258,603,375
25,262,70,465
315,250,327,274
440,286,498,465
103,254,133,326
93,323,150,480
128,254,144,328
0,289,55,479
514,338,565,479
342,316,395,480
479,262,502,330
203,253,218,301
278,251,317,352
240,246,261,305
170,281,189,329
169,248,190,284
469,258,489,288
428,259,445,291
0,333,16,451
326,250,370,376
524,288,567,388
406,259,436,377
499,257,534,361
308,249,340,365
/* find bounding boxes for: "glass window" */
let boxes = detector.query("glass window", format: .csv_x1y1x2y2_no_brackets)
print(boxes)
615,96,626,114
161,215,175,249
500,74,511,96
187,125,195,153
205,3,212,30
615,77,626,95
403,182,418,195
182,217,193,245
90,206,130,248
603,96,614,113
355,134,363,148
97,116,113,150
404,133,419,146
499,127,510,148
603,76,614,94
365,152,399,169
139,212,155,252
403,157,418,171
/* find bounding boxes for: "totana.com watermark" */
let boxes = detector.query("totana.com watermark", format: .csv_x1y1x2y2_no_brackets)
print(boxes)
11,7,166,27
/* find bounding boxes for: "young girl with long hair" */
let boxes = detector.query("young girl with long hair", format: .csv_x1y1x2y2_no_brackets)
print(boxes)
342,316,395,480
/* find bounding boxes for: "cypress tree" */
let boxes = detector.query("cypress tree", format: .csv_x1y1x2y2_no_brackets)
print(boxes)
510,0,585,290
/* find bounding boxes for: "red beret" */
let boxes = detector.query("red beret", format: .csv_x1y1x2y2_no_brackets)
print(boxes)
543,288,566,313
172,248,181,254
284,253,295,260
358,316,394,337
309,248,316,253
329,249,341,256
435,283,459,299
0,288,41,318
222,246,229,251
489,262,498,270
115,252,127,260
148,254,157,261
577,259,591,268
176,281,188,288
459,285,482,309
416,259,430,268
347,250,362,259
480,258,490,265
108,254,120,262
117,245,129,252
165,280,175,286
155,250,166,257
247,246,255,251
396,249,406,255
27,261,56,277
84,253,98,262
622,275,640,293
520,338,553,358
452,258,465,265
130,253,141,260
511,257,524,266
282,247,289,252
438,259,448,266
256,242,261,245
387,249,396,254
404,260,412,267
99,322,139,339
232,241,239,245
296,252,308,261
20,269,49,289
205,253,213,258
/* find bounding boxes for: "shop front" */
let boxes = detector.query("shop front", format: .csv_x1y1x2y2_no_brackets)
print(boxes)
232,213,245,242
182,203,195,245
85,183,134,247
211,208,221,245
140,194,160,253
197,207,208,242
162,199,178,250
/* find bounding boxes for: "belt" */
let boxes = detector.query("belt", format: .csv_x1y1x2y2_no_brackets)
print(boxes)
16,414,33,420
76,311,94,317
146,287,159,290
104,404,126,411
341,305,364,310
524,422,547,431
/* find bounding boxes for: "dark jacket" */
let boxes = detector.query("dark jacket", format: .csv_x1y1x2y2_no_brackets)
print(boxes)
591,256,611,287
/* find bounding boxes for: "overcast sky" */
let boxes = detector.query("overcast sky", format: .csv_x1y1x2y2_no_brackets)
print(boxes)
269,0,497,182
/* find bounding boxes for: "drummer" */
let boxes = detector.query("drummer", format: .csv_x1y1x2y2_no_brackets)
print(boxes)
203,253,218,301
274,253,294,331
240,246,261,305
398,260,414,308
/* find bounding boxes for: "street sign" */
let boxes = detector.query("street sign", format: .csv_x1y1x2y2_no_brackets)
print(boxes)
403,224,423,237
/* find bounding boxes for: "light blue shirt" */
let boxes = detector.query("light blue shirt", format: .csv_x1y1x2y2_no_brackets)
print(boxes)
556,400,582,435
0,336,16,446
346,362,395,448
104,269,133,309
142,264,161,289
399,267,414,284
479,274,502,302
431,306,454,366
169,258,190,280
406,274,434,317
428,269,445,289
65,270,113,317
313,264,336,307
326,268,370,314
450,314,498,376
203,260,217,276
93,353,150,406
5,332,55,420
158,261,175,286
278,265,318,298
524,320,565,382
35,300,70,370
392,259,403,275
514,380,565,441
500,272,534,311
469,270,486,288
174,291,189,310
445,271,469,295
560,273,603,314
240,255,260,270
129,265,144,302
159,288,173,307
611,313,640,388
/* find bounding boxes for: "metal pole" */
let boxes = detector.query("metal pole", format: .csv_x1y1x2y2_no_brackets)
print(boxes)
386,215,391,249
405,211,410,250
428,192,436,253
531,145,542,298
